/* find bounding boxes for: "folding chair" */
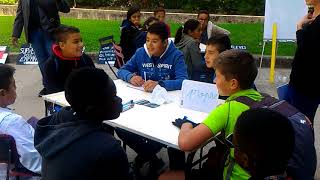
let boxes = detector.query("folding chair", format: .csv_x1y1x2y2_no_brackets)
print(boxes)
277,83,289,100
0,134,40,180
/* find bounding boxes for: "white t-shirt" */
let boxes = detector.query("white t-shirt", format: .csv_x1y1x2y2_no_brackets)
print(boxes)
0,107,41,173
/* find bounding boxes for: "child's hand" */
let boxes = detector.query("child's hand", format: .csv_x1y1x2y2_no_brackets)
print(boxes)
143,80,158,92
11,37,19,48
130,75,144,86
172,117,198,129
297,15,315,30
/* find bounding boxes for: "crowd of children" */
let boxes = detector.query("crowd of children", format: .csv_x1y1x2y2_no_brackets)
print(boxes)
1,3,318,180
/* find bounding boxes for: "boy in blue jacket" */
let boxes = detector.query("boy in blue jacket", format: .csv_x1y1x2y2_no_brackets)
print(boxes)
118,22,188,92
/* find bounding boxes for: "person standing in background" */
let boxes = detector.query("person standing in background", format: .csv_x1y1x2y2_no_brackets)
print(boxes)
12,0,70,97
197,10,230,44
284,0,320,123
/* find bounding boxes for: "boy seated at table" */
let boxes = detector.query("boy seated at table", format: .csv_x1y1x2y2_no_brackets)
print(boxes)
44,25,95,95
205,35,257,95
117,22,188,92
34,67,131,180
204,34,231,70
159,108,295,180
177,49,263,180
0,64,42,174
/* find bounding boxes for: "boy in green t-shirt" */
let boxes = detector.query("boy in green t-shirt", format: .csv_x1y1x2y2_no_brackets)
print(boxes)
178,49,262,180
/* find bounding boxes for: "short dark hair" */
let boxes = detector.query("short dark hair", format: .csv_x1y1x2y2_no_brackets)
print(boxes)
142,16,159,31
54,25,80,43
235,108,295,178
127,4,140,20
197,10,210,19
154,7,165,16
64,67,122,121
207,35,231,53
147,22,169,41
215,49,257,90
0,64,15,90
174,19,200,44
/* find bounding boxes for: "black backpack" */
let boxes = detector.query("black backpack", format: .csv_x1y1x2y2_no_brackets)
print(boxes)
235,95,317,180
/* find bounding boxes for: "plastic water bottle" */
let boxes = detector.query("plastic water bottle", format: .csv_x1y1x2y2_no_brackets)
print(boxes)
0,163,8,180
275,73,289,86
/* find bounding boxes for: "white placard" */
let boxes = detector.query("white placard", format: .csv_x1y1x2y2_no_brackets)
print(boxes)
0,53,8,64
0,46,7,51
181,80,219,113
263,0,307,40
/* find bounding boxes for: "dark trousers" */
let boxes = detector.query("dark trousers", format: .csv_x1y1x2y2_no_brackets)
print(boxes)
116,128,163,161
29,29,54,86
284,84,320,124
115,128,186,170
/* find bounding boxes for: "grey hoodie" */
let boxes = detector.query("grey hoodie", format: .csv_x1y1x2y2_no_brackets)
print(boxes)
175,34,203,80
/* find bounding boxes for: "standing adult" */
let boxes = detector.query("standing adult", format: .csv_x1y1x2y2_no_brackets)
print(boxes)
284,0,320,123
12,0,70,96
197,10,230,44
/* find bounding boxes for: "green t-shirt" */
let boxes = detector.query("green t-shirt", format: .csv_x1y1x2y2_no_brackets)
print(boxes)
202,89,262,180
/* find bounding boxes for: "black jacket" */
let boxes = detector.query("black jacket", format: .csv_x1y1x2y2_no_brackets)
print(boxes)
38,0,70,34
44,44,95,94
289,15,320,98
34,107,130,180
119,19,141,64
12,0,70,42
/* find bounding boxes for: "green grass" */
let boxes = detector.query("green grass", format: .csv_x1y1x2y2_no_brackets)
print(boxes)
0,16,296,56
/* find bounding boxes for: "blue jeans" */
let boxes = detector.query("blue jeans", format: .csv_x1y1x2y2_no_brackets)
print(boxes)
29,29,54,86
284,84,320,123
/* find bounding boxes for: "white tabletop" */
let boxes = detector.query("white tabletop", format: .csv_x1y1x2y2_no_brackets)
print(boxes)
43,80,223,150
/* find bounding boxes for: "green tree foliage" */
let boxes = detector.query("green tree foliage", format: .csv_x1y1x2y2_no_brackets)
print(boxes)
165,0,265,15
64,0,265,15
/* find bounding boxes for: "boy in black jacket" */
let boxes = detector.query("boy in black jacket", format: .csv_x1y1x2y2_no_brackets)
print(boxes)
44,25,95,95
35,67,131,180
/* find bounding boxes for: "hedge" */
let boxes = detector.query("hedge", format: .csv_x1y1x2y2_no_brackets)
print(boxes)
0,0,265,15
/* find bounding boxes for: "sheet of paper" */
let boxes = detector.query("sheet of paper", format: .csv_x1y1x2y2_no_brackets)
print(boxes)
199,43,206,53
0,53,8,64
126,84,145,91
0,46,7,51
181,80,219,113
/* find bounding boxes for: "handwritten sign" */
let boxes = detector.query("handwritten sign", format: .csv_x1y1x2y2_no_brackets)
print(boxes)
98,38,116,65
16,44,38,65
181,80,219,113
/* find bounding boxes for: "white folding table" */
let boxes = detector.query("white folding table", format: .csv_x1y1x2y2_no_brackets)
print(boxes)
43,80,223,149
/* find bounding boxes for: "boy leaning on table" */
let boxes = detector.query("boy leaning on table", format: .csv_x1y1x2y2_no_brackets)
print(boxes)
117,22,188,92
116,22,188,178
167,49,263,180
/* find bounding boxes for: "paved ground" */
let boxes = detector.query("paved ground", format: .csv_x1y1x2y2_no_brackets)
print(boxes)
6,63,320,179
